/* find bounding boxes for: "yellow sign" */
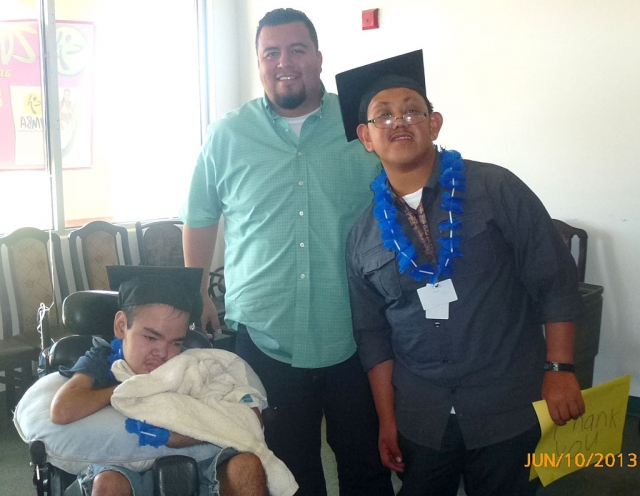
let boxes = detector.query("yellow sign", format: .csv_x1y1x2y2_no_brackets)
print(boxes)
23,92,41,115
530,375,632,486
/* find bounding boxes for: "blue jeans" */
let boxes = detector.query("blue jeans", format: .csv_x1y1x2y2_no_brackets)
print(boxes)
235,327,393,496
66,448,237,496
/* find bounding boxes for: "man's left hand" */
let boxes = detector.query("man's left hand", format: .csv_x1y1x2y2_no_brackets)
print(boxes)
542,372,585,426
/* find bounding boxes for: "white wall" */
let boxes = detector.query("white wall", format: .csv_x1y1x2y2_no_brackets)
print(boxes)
218,0,640,394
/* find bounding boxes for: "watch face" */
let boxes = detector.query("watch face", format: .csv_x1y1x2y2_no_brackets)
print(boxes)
544,362,575,372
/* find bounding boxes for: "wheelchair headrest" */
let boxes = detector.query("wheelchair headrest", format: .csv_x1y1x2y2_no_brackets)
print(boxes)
60,290,213,348
62,291,119,338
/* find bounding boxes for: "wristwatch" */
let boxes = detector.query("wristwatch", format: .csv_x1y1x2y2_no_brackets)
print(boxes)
543,361,575,372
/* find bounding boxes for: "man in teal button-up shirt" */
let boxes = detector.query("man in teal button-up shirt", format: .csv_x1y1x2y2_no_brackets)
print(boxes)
181,8,393,496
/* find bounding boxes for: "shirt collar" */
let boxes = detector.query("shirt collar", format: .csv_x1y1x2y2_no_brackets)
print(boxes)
425,150,442,190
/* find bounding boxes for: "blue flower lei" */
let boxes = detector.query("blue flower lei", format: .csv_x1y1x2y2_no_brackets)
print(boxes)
371,148,466,284
107,337,124,381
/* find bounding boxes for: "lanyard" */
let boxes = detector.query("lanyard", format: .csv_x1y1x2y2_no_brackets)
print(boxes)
397,195,436,264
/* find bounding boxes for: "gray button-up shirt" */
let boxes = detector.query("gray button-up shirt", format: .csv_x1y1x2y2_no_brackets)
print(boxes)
346,154,584,449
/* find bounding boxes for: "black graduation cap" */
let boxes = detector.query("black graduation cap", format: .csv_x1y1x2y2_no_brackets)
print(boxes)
336,50,427,142
106,265,204,324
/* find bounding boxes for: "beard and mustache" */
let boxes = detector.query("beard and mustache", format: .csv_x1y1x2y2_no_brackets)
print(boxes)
273,87,307,110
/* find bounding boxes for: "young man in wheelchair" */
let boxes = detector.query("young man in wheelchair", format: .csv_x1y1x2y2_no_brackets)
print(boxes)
49,266,269,496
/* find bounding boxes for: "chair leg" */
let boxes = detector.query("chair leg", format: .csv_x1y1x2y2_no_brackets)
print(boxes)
5,381,17,418
19,362,37,398
4,366,20,417
4,362,37,417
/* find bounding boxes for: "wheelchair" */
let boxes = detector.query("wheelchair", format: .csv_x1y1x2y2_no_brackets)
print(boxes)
25,290,218,496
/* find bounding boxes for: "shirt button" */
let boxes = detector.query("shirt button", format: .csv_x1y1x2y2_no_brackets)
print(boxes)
298,181,304,186
300,274,306,279
285,128,290,132
442,358,449,363
297,152,302,156
299,211,304,216
434,321,441,328
300,242,305,247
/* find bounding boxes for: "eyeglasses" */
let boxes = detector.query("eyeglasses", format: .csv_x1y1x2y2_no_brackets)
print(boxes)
367,110,429,129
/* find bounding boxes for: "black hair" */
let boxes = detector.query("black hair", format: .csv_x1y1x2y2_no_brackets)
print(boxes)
255,8,319,53
123,305,138,329
123,304,189,330
359,76,434,124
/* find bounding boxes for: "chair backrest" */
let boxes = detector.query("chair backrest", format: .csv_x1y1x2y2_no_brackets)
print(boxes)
0,227,70,348
552,219,588,283
135,219,184,267
62,291,211,348
68,221,133,291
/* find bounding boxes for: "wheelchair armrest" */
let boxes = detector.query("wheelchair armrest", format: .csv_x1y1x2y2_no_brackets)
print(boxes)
30,441,77,496
47,335,97,371
30,440,47,465
152,455,199,496
184,329,213,349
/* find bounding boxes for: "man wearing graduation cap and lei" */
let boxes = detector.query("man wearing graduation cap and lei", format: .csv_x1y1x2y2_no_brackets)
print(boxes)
50,266,268,496
336,51,586,495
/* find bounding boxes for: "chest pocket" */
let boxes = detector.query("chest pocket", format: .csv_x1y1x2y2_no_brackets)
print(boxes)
452,213,500,277
362,248,403,301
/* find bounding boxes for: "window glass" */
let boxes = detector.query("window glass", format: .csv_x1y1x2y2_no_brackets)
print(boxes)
59,0,201,227
0,0,201,234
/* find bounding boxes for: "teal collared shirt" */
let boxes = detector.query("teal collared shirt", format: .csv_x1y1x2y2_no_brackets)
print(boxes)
181,91,381,367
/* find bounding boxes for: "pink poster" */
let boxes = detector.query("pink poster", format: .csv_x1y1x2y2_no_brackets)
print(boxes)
0,20,94,171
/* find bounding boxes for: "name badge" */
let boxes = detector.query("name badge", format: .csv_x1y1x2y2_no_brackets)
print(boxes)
417,279,458,320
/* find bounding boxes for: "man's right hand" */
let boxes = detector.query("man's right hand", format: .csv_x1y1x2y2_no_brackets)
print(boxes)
201,295,222,334
379,421,404,473
183,223,220,334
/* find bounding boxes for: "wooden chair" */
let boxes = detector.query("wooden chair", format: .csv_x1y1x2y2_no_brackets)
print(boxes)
208,265,226,305
135,219,223,302
135,219,184,267
134,219,232,346
552,219,588,282
68,221,133,291
0,227,70,415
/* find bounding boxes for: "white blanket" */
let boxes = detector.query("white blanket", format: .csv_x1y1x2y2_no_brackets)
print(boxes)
111,348,298,496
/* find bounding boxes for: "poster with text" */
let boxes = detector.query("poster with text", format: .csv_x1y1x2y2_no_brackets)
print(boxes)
0,19,94,171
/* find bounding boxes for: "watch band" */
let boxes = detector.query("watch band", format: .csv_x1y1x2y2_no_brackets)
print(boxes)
543,361,576,372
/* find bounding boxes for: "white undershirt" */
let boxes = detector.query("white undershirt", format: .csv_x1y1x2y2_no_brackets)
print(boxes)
402,188,423,209
284,107,321,136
